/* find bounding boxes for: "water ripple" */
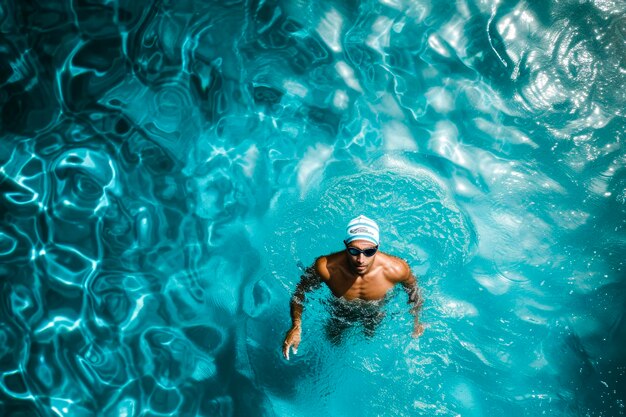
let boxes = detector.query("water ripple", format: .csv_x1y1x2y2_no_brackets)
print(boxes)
1,0,624,416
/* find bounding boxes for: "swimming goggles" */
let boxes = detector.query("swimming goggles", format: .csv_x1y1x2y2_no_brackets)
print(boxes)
346,246,378,257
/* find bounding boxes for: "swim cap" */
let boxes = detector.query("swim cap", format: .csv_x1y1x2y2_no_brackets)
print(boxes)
345,215,380,246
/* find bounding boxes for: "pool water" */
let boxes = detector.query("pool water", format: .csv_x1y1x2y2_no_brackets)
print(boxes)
1,0,625,416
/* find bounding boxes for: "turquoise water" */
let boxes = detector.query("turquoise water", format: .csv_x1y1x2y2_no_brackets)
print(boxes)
1,0,625,416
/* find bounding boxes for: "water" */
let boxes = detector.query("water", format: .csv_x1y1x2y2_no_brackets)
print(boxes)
1,0,625,416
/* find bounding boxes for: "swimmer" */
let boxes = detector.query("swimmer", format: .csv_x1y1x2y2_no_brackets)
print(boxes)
282,215,424,360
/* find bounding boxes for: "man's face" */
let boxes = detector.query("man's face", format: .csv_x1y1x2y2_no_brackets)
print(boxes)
345,240,378,274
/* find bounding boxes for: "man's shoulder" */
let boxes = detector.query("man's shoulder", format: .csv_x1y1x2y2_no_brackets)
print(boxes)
314,253,341,280
316,251,345,264
379,253,411,281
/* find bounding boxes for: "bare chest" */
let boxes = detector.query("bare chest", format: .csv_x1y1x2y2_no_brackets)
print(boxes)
326,275,395,301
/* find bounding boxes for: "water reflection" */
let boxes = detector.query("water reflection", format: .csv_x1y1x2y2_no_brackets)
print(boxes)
1,0,624,416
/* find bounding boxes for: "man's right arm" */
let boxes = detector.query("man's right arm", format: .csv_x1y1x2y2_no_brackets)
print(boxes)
282,263,323,360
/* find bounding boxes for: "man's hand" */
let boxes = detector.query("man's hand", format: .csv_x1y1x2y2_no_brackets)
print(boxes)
283,325,301,360
412,322,425,338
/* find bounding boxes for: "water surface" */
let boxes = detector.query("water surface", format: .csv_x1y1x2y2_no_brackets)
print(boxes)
1,0,625,416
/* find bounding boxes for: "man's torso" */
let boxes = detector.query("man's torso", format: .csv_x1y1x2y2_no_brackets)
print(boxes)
316,251,402,301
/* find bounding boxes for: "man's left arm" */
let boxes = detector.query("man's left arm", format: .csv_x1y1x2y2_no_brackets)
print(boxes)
400,266,424,337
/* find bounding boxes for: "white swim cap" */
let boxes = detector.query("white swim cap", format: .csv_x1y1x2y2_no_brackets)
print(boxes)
344,215,380,246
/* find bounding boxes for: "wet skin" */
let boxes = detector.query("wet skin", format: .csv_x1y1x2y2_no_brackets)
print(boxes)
282,240,424,360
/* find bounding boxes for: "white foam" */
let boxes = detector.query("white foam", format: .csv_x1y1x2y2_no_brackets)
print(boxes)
425,86,454,113
317,8,343,53
366,16,393,53
297,144,333,197
241,144,259,178
383,121,417,151
335,61,363,92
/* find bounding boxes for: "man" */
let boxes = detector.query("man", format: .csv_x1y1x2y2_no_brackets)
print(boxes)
282,215,424,360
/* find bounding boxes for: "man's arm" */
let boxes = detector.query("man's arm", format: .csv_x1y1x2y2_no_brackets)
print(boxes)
282,264,323,360
400,265,424,337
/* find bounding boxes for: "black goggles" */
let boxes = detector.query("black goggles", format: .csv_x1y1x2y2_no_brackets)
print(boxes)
346,246,378,257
